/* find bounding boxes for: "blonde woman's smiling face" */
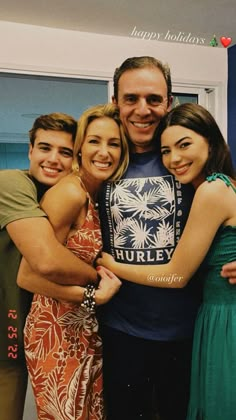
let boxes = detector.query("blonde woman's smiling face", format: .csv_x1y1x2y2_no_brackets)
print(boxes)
80,117,122,183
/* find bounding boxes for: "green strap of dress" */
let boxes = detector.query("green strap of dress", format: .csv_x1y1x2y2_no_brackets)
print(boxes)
206,172,236,193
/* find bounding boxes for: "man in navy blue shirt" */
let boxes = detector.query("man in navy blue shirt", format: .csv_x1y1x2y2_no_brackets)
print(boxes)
98,56,235,420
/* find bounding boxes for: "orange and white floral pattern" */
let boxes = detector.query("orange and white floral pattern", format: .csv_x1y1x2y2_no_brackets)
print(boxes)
24,200,104,419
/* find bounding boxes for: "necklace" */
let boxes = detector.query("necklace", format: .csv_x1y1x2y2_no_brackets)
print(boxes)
76,175,99,208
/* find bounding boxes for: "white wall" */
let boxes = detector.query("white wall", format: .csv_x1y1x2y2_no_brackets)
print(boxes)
0,20,228,133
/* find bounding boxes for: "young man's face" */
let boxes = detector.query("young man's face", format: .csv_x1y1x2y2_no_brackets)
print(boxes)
114,66,171,153
28,129,73,186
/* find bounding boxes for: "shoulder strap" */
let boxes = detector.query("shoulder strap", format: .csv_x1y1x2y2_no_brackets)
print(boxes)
206,173,236,193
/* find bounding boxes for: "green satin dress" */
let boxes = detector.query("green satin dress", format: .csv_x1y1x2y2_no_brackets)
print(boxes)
187,174,236,420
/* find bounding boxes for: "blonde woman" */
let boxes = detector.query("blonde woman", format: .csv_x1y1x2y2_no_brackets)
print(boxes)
18,104,129,420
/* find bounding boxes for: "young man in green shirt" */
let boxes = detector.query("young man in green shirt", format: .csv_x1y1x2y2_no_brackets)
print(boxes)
0,112,98,420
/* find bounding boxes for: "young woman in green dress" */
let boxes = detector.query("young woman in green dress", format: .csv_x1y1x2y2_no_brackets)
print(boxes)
97,103,236,420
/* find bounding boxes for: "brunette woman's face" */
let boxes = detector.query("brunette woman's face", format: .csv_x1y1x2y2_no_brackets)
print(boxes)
161,125,210,189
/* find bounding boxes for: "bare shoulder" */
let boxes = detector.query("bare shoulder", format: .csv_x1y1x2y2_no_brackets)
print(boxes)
192,178,236,225
42,174,87,207
195,178,233,204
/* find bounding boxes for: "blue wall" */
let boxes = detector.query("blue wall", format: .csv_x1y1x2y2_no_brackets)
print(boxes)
0,143,29,169
228,44,236,168
0,74,108,169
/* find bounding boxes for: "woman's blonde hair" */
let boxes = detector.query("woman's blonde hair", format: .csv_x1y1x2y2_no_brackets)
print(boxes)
72,103,129,181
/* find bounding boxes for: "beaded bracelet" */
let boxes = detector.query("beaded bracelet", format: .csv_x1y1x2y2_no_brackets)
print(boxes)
81,284,96,313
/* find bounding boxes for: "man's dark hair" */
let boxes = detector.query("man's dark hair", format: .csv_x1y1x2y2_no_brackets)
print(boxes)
29,112,77,146
113,56,172,104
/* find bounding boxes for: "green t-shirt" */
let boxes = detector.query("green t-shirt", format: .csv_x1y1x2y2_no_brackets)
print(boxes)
0,169,46,362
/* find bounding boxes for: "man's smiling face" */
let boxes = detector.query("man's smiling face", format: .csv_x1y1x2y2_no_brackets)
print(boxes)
28,128,73,186
114,66,171,153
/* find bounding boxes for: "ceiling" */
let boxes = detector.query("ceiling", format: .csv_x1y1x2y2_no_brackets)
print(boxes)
1,0,235,48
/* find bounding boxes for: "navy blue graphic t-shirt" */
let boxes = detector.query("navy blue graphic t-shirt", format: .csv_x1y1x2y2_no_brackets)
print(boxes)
99,151,202,341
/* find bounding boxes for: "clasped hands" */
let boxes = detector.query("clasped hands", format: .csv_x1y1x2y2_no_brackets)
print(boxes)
94,252,121,304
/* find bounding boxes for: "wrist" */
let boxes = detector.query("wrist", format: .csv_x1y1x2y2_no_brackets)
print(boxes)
64,285,84,303
94,289,104,306
111,260,121,277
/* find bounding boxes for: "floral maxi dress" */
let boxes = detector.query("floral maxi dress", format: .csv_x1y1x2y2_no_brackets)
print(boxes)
24,199,104,420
